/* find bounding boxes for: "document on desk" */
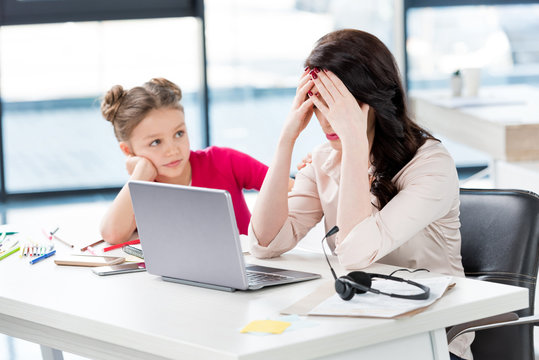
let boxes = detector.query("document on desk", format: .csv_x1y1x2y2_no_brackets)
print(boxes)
282,276,453,319
239,235,250,254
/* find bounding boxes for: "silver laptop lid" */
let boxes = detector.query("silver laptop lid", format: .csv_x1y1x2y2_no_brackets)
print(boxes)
128,180,249,290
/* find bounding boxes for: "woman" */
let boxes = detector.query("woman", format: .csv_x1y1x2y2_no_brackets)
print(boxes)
248,30,472,360
100,78,269,244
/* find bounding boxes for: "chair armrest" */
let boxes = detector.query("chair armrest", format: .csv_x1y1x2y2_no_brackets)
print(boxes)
447,312,519,344
460,313,539,333
447,313,539,343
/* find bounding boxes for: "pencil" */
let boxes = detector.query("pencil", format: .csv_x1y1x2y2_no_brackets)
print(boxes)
29,249,56,265
52,234,74,248
103,239,140,252
41,228,52,241
80,239,105,252
86,245,97,255
0,246,20,261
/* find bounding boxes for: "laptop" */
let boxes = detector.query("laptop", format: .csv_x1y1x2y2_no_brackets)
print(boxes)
128,180,320,291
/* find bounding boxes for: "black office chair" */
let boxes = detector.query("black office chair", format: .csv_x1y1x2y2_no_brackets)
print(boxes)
447,188,539,360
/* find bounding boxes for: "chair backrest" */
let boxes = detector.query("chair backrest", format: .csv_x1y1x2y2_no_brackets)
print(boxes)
459,188,539,360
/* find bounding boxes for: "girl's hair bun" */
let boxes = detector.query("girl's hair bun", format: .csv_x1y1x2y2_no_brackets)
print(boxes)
148,77,182,100
101,85,126,123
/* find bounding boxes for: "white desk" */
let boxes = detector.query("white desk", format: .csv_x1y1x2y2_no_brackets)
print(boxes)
410,85,539,192
410,85,539,162
0,235,528,360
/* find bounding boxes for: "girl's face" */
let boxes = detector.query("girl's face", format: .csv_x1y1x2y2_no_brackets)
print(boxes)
124,108,191,182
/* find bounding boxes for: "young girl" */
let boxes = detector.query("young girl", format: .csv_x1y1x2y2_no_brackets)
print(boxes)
248,30,472,360
100,78,269,244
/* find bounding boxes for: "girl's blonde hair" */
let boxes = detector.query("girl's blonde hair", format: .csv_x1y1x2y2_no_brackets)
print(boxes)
101,78,183,142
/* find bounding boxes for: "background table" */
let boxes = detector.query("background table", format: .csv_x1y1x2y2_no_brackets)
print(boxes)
410,85,539,193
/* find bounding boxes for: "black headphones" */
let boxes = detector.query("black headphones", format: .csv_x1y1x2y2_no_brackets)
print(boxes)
322,226,430,301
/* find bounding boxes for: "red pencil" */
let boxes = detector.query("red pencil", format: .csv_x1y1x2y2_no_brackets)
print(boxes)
80,239,105,252
103,239,140,252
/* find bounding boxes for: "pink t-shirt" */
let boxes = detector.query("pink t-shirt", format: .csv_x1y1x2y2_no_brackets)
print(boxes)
190,146,268,235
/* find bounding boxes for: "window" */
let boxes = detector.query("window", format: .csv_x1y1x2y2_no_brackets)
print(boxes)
404,1,539,172
205,0,396,171
0,19,203,193
406,2,539,90
0,0,206,196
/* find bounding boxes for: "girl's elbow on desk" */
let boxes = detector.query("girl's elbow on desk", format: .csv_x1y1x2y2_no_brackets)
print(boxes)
101,229,130,245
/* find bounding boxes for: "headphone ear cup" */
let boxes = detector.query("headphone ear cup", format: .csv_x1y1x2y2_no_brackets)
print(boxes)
335,277,355,301
346,271,372,294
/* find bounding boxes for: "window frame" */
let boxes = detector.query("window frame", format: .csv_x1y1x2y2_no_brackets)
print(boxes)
0,0,201,25
0,0,209,201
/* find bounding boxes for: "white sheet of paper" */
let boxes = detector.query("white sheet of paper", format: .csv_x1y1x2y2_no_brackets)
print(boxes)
239,235,250,254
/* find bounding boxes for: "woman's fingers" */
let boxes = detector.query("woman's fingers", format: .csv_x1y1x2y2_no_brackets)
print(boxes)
297,71,311,90
308,90,329,115
310,69,341,105
292,74,314,108
296,68,312,93
308,69,333,107
323,70,353,99
296,95,314,120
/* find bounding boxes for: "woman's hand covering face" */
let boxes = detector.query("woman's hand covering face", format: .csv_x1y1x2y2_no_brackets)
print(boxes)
308,69,370,145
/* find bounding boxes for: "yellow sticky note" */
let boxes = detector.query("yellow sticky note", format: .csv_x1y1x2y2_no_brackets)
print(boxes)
240,320,292,334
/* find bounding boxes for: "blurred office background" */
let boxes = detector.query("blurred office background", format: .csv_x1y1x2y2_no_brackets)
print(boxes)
1,0,539,358
1,0,538,198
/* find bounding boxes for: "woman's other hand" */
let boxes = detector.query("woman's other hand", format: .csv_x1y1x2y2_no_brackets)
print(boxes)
308,69,370,146
280,68,315,143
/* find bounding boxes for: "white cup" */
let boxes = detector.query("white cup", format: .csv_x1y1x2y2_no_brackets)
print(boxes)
462,68,481,97
450,73,462,97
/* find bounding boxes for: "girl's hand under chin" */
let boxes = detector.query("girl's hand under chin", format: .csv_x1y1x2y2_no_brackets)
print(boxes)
126,155,158,181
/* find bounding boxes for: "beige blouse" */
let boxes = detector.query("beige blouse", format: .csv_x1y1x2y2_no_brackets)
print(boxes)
248,139,473,359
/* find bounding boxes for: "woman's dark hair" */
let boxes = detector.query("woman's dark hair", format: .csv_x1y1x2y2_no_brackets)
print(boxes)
305,29,437,209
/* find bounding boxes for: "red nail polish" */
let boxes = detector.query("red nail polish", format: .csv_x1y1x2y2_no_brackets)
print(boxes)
323,68,328,72
308,91,313,96
304,66,309,72
314,67,320,73
310,71,318,79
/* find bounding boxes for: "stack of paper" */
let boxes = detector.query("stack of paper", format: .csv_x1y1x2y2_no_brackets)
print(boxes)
282,276,453,319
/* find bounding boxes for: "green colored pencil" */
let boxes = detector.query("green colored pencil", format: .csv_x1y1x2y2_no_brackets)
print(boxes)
0,246,20,261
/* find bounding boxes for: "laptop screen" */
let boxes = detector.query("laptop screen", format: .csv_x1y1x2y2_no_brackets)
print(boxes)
128,180,250,290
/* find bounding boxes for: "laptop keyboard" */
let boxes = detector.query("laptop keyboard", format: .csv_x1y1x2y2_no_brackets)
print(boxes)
247,270,291,285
